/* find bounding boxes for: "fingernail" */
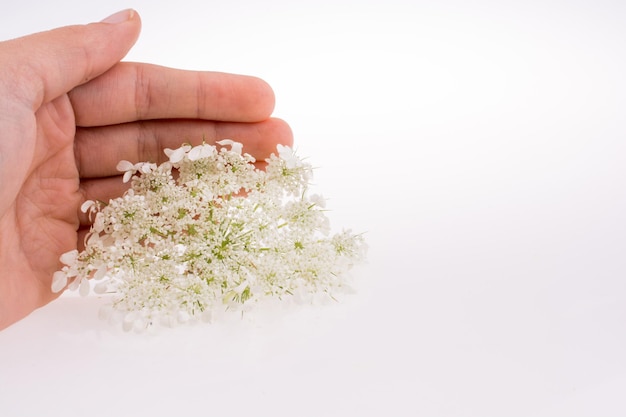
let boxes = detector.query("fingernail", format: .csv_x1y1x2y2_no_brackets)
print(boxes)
100,9,134,24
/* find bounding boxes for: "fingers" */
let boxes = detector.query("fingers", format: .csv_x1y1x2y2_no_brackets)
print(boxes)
75,117,293,178
68,62,276,126
76,117,293,226
0,9,141,107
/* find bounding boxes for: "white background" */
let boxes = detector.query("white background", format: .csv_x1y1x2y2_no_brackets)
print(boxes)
1,1,626,416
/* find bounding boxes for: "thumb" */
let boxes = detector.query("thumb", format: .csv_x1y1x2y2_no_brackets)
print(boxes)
0,9,141,107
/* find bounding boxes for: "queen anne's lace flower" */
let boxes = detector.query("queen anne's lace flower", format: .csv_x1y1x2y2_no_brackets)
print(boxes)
53,141,365,331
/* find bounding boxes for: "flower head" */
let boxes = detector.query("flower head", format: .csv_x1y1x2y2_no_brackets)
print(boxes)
53,140,365,331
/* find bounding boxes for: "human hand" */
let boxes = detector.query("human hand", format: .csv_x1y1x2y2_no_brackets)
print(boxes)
0,9,293,330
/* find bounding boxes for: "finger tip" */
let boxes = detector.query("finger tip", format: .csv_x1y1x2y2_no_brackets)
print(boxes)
267,117,294,147
245,75,277,121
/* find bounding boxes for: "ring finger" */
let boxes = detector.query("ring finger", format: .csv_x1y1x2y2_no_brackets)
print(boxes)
75,117,293,178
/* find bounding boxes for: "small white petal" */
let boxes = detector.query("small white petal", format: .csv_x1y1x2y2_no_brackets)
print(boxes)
78,278,90,297
217,139,243,155
116,160,135,172
68,278,80,291
216,139,234,146
93,282,108,294
202,144,216,157
187,146,202,161
80,200,96,213
94,266,108,280
85,232,101,247
93,212,105,233
59,249,79,266
122,170,134,183
188,144,214,161
164,145,190,163
51,271,68,293
140,163,155,174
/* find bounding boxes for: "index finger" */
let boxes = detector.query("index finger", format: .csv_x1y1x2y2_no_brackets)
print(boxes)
68,62,276,126
0,10,141,107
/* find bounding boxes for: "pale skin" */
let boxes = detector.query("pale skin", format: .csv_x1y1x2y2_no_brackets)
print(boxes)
0,9,293,330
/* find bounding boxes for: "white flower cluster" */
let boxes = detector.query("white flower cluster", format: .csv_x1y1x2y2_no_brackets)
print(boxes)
52,140,365,331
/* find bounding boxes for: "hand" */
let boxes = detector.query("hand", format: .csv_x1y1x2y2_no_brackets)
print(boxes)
0,9,293,330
